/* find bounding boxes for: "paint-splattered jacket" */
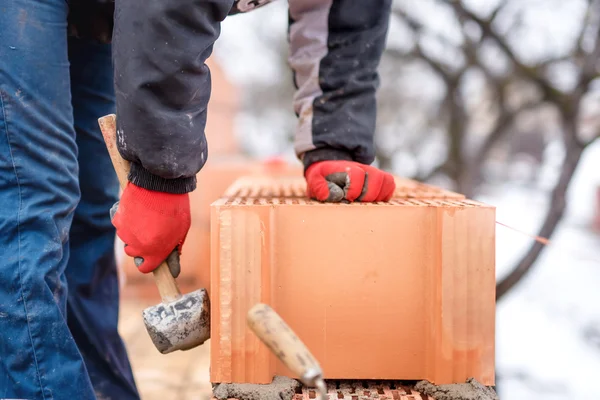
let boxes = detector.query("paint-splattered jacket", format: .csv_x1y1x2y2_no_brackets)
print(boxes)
110,0,392,193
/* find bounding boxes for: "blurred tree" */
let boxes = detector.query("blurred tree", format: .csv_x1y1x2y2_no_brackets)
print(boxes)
386,0,600,300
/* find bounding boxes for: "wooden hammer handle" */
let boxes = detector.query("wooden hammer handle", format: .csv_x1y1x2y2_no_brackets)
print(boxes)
98,114,182,303
247,303,323,386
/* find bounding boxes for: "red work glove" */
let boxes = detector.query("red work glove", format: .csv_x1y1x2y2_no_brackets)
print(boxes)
305,160,396,203
110,182,191,274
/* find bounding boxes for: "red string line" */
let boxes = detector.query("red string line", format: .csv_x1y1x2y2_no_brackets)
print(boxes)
495,220,600,264
495,221,552,246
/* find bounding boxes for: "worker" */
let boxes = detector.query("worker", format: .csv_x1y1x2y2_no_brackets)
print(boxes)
0,0,394,399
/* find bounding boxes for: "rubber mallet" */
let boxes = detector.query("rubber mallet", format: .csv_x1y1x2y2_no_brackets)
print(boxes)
98,114,210,354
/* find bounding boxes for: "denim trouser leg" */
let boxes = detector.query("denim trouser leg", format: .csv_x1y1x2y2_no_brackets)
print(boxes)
65,36,140,400
0,1,138,399
0,1,94,399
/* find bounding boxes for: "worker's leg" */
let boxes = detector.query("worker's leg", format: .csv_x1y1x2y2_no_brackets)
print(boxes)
0,1,96,399
65,36,140,400
288,0,392,167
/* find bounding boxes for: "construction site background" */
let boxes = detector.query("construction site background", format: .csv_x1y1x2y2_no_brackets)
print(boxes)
117,1,600,400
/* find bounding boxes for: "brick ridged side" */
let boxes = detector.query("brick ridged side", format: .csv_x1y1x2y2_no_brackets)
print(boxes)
210,203,275,383
210,176,495,386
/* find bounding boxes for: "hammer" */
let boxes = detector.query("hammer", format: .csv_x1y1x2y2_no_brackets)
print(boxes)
98,114,210,354
247,303,328,400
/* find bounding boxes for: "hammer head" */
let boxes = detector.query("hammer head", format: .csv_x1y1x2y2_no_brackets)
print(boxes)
142,288,210,354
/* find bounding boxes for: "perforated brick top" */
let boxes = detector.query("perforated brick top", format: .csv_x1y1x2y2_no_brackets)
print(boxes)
215,176,485,208
222,176,464,199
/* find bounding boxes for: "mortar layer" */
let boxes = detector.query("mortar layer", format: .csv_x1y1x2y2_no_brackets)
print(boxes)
415,378,499,400
212,376,300,400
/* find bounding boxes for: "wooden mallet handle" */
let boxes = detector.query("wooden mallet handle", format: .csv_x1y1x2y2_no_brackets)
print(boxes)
247,303,324,387
98,114,182,303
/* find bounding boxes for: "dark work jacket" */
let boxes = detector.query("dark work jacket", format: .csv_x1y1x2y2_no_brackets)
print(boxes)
78,0,392,193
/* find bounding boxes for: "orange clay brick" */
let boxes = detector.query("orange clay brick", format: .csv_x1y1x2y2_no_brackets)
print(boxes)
210,176,495,386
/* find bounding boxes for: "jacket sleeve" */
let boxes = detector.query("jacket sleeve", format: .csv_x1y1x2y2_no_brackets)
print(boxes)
287,0,392,170
112,0,234,194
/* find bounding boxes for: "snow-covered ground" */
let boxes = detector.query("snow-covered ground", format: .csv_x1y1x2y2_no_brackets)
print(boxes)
476,141,600,400
212,2,600,398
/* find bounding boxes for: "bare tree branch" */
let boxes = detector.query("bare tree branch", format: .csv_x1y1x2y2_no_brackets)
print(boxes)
384,46,458,87
579,3,600,86
496,143,585,300
448,0,565,105
576,0,599,58
473,101,541,169
391,10,461,84
389,0,600,301
393,4,511,196
487,1,504,23
416,162,449,182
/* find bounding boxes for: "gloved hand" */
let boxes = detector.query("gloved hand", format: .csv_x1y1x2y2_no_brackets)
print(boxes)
110,182,191,275
305,160,396,203
67,0,115,44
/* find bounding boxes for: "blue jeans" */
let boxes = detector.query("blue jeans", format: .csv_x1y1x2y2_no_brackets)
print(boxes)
0,1,140,399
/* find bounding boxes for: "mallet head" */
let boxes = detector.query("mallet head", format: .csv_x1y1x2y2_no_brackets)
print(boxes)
142,288,210,354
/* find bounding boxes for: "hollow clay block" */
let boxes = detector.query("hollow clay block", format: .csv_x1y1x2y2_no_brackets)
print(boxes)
210,176,495,386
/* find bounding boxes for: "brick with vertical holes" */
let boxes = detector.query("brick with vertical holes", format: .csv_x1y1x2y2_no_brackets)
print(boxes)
210,176,495,386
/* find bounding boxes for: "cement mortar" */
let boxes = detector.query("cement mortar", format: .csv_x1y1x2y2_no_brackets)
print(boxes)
212,376,301,400
415,378,499,400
